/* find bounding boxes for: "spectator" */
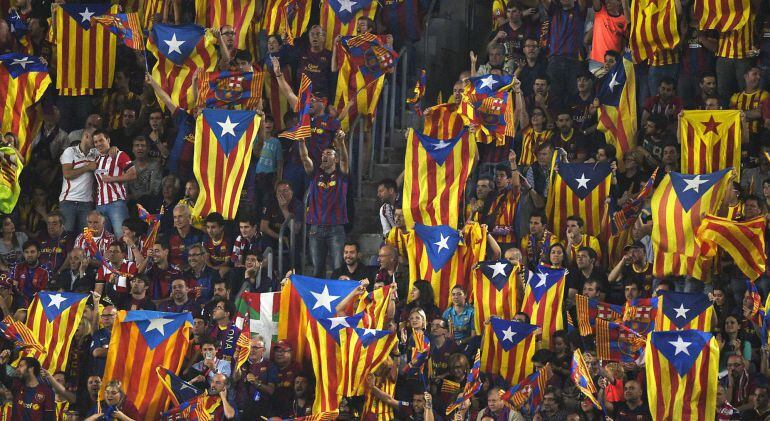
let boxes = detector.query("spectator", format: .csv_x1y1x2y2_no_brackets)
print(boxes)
203,212,232,276
185,243,220,302
377,178,398,236
0,354,56,420
126,136,162,207
10,240,50,301
85,379,139,421
115,276,156,311
53,247,95,293
37,211,73,273
542,0,587,98
231,212,262,268
332,241,373,282
168,203,206,269
0,215,29,272
145,241,183,302
92,130,136,237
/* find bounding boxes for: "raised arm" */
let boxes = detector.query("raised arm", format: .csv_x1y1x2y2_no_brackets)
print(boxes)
334,130,349,174
298,139,314,175
272,56,299,108
145,74,177,114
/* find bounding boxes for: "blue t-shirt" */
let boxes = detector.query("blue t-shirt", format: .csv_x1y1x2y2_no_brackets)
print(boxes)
255,137,283,174
442,304,475,342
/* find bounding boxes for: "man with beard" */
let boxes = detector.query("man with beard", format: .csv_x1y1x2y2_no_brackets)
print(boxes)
159,278,199,313
115,276,156,311
268,340,303,417
296,25,333,98
376,178,398,236
0,354,56,420
332,241,373,282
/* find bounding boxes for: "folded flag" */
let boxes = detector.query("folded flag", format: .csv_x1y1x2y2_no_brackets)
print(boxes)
570,349,602,410
500,364,552,416
695,214,766,280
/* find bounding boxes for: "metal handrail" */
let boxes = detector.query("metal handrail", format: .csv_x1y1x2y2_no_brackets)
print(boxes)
277,216,293,277
301,188,310,275
397,48,408,130
422,0,440,71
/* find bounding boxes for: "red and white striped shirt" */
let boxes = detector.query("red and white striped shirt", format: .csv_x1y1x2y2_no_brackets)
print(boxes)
94,151,132,205
74,230,115,259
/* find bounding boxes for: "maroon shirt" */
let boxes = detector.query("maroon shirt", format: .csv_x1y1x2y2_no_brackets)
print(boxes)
297,48,333,98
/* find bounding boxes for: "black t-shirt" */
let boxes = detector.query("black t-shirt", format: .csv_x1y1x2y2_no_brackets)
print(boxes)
612,401,653,421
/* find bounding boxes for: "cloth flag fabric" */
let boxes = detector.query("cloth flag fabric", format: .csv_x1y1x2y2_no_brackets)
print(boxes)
5,10,33,54
623,297,659,334
137,204,159,256
651,169,732,279
262,0,312,43
147,23,218,112
472,259,521,335
192,109,261,219
645,330,719,420
338,327,397,397
459,74,516,144
630,0,680,62
90,12,144,50
654,291,714,331
500,364,552,416
0,147,22,214
402,128,477,229
194,0,256,49
480,317,538,387
0,53,50,161
355,284,394,330
235,291,281,354
574,294,624,336
679,110,742,179
52,4,118,95
570,349,602,410
546,161,613,238
610,168,658,235
694,0,750,32
696,214,767,280
406,68,427,116
521,264,567,347
423,102,467,139
197,70,264,110
445,350,482,415
320,0,377,50
23,292,88,372
282,74,314,140
156,366,203,407
594,318,646,362
0,316,44,354
597,53,637,158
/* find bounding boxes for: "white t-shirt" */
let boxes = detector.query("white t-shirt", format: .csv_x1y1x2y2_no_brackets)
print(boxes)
59,145,99,202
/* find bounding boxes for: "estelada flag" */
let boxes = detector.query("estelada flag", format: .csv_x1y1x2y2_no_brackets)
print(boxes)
355,284,394,330
282,74,314,140
472,259,522,335
597,53,637,158
338,327,397,397
521,264,567,347
646,330,719,421
262,0,312,44
630,0,680,62
654,291,714,332
679,110,742,179
423,102,467,139
480,317,538,389
652,169,732,280
0,316,44,354
194,0,257,49
694,0,750,32
155,366,203,407
574,294,623,336
320,0,377,50
406,68,426,116
459,74,516,144
235,291,281,354
197,70,264,110
103,310,193,420
0,53,50,161
402,128,477,229
192,109,261,220
696,214,767,280
5,10,33,54
52,4,118,96
546,160,613,239
23,292,88,372
147,23,218,112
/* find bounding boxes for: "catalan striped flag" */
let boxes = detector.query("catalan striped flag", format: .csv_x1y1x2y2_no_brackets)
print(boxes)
630,0,680,63
595,318,646,363
263,0,312,43
459,74,516,144
696,214,767,280
0,147,23,214
355,284,394,330
445,350,482,415
338,327,398,397
23,292,88,372
610,168,658,235
194,0,257,49
694,0,749,32
406,69,427,116
402,128,477,229
652,169,732,279
136,204,159,256
103,310,193,420
521,264,567,347
679,110,742,179
423,102,467,139
0,54,51,161
765,151,770,165
546,161,613,239
5,11,33,54
235,291,281,354
574,294,623,336
500,364,552,416
139,0,164,30
0,316,44,354
225,315,251,371
197,70,264,110
406,222,488,309
90,12,144,51
156,366,203,407
655,291,714,332
192,109,261,220
472,260,521,335
334,32,398,129
480,317,538,387
407,328,431,384
52,4,118,95
161,396,214,421
147,23,218,112
646,330,718,421
283,74,314,140
320,0,377,50
623,297,659,335
746,280,762,323
597,53,637,158
570,349,602,410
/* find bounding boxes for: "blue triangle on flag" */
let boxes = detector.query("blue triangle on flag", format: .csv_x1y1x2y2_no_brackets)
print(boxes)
669,169,730,212
660,291,713,329
317,312,365,343
415,130,465,165
489,317,538,351
597,58,627,106
558,162,612,199
289,275,360,320
650,330,712,377
526,265,566,302
327,0,374,23
39,291,88,321
469,74,513,96
124,310,193,350
202,109,257,156
6,11,27,38
479,260,515,290
61,4,110,30
353,327,392,347
414,224,461,271
159,367,202,403
151,23,206,65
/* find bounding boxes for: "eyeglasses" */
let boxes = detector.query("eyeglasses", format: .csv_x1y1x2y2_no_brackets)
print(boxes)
101,314,116,318
222,31,236,36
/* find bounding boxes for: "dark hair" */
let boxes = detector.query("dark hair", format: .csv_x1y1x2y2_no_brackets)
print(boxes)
122,217,147,237
514,311,531,324
647,114,668,132
532,349,554,364
658,77,675,87
211,297,236,317
19,357,41,377
542,242,569,267
745,194,766,211
204,212,225,225
343,240,360,251
132,135,148,146
377,178,398,191
577,246,597,261
478,175,496,190
22,240,40,251
566,215,585,227
530,211,548,226
237,211,259,226
234,49,253,63
534,75,551,85
495,165,512,178
744,65,760,76
604,50,621,61
130,275,149,285
92,129,110,140
700,72,716,81
412,280,435,309
109,240,128,254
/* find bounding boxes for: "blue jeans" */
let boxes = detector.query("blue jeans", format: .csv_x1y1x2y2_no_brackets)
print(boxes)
59,200,93,234
307,224,346,278
547,56,584,97
97,200,129,238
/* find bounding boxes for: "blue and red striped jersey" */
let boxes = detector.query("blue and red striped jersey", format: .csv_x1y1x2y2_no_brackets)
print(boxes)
306,169,349,225
680,27,716,76
545,3,586,58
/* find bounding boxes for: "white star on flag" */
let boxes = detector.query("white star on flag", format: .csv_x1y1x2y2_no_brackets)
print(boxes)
145,318,173,335
79,7,94,23
432,140,451,150
682,175,709,193
501,326,516,342
164,33,185,55
311,285,340,312
217,116,239,137
11,57,34,69
673,303,690,319
46,293,68,309
669,335,692,356
337,0,357,13
478,75,498,90
434,233,450,253
488,261,508,278
534,272,548,288
575,173,590,189
362,328,377,336
327,316,352,330
608,72,621,92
